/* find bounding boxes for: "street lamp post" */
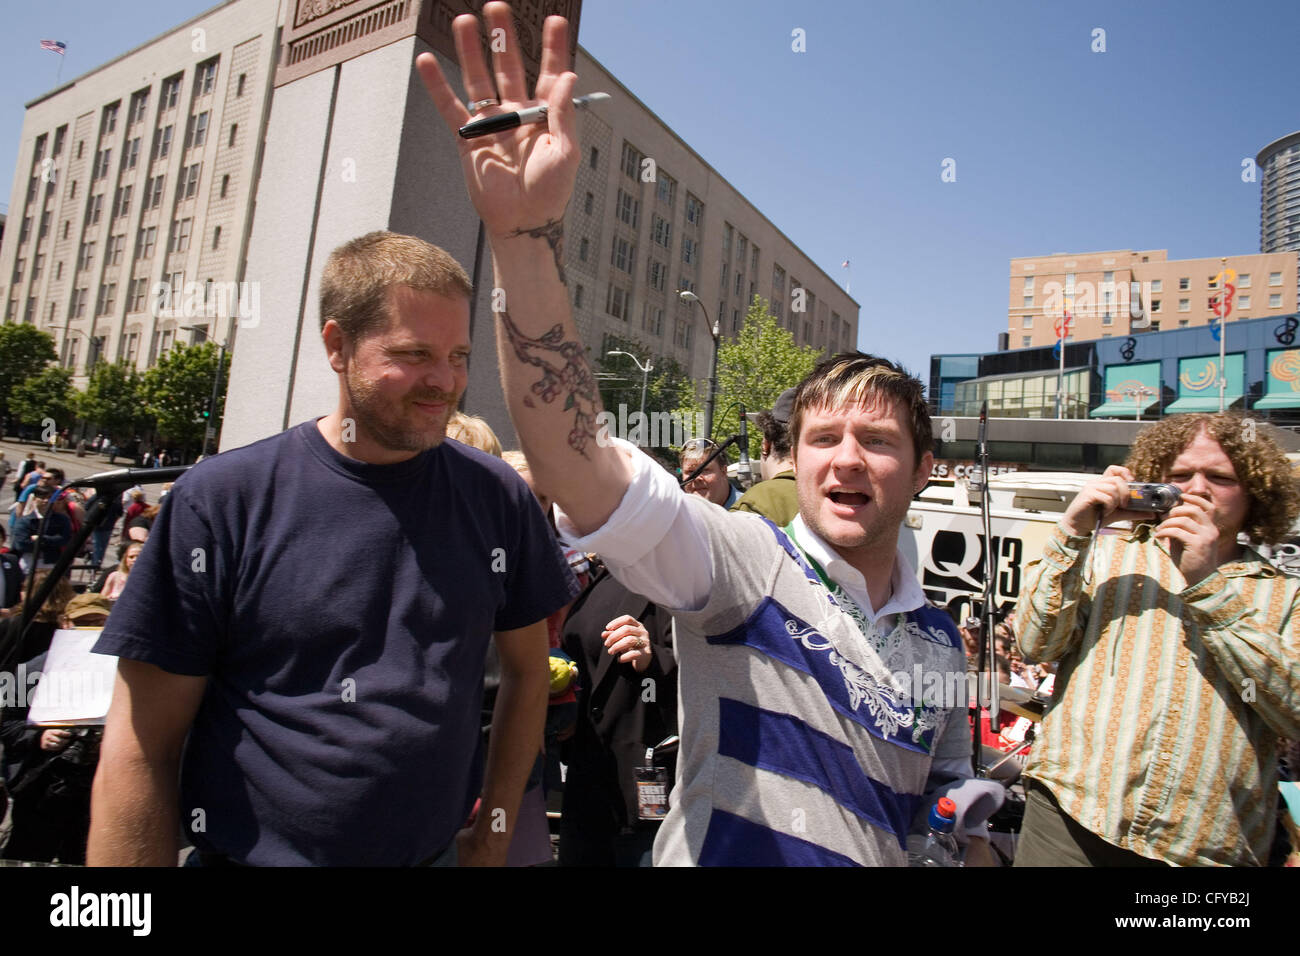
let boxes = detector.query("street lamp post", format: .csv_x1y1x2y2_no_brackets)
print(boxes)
182,324,229,456
606,349,653,422
678,290,719,439
1124,384,1154,422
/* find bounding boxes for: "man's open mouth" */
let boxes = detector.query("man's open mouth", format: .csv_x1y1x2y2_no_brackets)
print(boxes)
828,491,870,506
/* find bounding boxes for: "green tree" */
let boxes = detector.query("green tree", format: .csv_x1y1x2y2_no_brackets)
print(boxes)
0,324,58,422
9,365,77,436
677,296,823,460
141,342,230,458
78,361,151,445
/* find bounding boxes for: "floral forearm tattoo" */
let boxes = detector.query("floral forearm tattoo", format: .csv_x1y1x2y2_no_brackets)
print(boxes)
507,219,566,285
498,309,600,457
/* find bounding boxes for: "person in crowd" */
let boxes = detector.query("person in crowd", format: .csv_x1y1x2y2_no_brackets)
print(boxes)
100,542,145,602
1015,412,1300,867
1,592,113,865
678,438,739,509
447,411,504,457
88,230,577,867
11,453,37,500
558,569,676,867
122,489,147,526
730,388,799,526
124,503,160,543
416,4,1001,866
0,570,76,671
12,486,72,575
1,526,22,611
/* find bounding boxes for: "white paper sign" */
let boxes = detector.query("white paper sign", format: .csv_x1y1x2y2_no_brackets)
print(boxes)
26,628,118,726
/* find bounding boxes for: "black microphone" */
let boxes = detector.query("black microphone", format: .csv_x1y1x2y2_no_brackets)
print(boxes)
69,465,192,488
738,403,751,487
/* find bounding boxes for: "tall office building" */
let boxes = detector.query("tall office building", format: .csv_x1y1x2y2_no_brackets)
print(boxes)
0,0,281,375
0,0,858,452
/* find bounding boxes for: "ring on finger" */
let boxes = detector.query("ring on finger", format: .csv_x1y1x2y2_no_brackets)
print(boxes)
467,97,500,113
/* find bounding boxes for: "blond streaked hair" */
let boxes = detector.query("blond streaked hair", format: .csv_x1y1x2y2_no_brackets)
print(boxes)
501,450,529,473
320,231,472,342
1127,412,1300,544
789,352,932,467
446,411,503,457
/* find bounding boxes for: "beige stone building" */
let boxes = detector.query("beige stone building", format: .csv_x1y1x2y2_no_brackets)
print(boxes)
568,48,858,377
0,0,282,381
1006,248,1298,350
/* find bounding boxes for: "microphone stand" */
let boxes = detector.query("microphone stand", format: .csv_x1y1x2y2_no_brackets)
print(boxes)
971,400,1001,776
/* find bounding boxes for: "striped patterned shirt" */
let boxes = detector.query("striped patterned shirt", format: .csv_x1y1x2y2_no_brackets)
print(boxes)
1015,523,1300,866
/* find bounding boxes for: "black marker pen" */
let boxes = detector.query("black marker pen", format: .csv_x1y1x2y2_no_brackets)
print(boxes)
459,92,610,138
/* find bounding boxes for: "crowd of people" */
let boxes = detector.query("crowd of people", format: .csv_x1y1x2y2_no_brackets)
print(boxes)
2,2,1297,869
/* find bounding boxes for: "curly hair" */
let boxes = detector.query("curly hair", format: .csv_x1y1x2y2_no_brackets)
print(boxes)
1126,413,1300,544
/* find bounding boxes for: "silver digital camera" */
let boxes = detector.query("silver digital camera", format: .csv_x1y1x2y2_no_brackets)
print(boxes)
1126,482,1182,513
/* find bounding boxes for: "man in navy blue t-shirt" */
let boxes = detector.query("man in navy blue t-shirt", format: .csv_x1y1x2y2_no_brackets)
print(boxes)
87,232,579,866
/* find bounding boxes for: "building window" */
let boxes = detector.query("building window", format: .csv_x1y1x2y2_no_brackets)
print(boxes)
1103,270,1113,282
1238,273,1250,288
578,237,589,262
1022,295,1033,308
616,189,639,228
1152,299,1161,312
1178,277,1189,290
32,254,44,280
161,74,181,110
212,226,221,250
735,272,743,296
1178,298,1190,312
682,237,696,266
128,277,148,312
196,59,218,96
69,287,88,318
611,237,636,274
123,137,141,170
104,103,119,134
236,73,246,97
605,283,630,320
96,282,118,316
128,90,150,125
1238,294,1250,309
651,215,671,249
78,241,96,271
1103,313,1113,326
1269,271,1283,286
154,124,173,160
92,148,112,180
1064,272,1075,294
642,304,663,336
177,163,201,200
220,174,230,198
228,124,238,147
39,210,51,239
621,142,642,180
1150,279,1162,292
85,194,104,225
648,258,666,292
656,173,676,206
1271,293,1283,308
1023,277,1034,294
12,259,24,282
588,147,598,169
1178,319,1189,327
1022,315,1033,328
685,194,703,226
169,218,192,253
574,284,583,309
112,184,133,220
62,220,70,240
146,175,165,209
107,234,125,266
187,111,209,149
583,191,593,214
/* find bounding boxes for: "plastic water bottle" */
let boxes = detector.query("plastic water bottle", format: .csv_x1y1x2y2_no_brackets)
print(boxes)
907,796,962,867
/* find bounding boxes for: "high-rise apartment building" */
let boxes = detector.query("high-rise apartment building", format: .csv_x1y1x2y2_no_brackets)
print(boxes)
1259,130,1300,255
1006,248,1298,350
0,0,281,378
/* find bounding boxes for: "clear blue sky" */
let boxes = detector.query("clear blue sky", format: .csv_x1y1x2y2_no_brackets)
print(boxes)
4,0,1297,382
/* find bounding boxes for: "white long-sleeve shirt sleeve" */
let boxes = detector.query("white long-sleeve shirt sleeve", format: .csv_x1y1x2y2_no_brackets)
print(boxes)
553,439,714,612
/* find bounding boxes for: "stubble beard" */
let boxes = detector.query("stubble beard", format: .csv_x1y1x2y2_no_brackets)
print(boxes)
345,369,457,454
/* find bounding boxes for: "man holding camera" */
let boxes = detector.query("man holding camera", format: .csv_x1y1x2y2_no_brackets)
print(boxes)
1014,413,1300,866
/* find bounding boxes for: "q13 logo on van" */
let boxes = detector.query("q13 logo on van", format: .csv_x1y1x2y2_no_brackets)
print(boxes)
921,530,1023,606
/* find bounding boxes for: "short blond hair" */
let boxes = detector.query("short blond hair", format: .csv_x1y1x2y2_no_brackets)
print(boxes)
320,231,472,342
446,411,502,457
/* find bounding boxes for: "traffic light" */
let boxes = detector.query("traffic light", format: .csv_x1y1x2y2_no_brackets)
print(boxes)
201,397,212,420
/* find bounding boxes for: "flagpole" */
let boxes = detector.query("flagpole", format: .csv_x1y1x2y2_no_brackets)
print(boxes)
1218,257,1227,413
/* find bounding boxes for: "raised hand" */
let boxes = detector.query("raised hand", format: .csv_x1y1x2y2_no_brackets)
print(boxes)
1153,492,1220,586
415,3,580,244
602,614,653,673
1059,464,1150,536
